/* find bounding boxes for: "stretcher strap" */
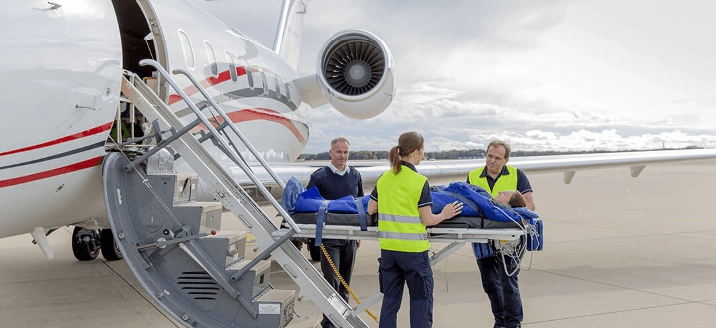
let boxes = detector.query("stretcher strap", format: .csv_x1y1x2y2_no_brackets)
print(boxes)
314,200,330,246
355,198,367,231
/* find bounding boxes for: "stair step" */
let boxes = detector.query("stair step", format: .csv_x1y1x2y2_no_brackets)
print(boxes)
228,259,272,297
174,201,223,234
172,172,199,204
255,289,296,328
197,231,247,267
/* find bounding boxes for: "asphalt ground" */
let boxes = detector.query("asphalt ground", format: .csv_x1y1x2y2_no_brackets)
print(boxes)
1,160,715,327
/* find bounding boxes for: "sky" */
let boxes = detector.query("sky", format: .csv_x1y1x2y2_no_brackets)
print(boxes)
195,0,716,154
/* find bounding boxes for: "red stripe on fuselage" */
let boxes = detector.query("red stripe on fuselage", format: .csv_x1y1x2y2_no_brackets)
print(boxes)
0,156,104,188
0,122,113,157
168,67,247,105
166,67,304,142
191,108,304,142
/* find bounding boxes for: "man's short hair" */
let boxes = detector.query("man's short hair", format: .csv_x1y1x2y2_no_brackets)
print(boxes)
331,137,350,149
509,191,527,208
488,140,511,159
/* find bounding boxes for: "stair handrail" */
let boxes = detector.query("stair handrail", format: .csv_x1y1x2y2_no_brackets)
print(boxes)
138,59,301,234
171,68,286,190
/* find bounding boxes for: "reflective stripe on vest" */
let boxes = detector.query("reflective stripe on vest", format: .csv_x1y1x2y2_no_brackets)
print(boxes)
378,231,428,240
376,166,430,252
468,165,518,197
379,213,423,224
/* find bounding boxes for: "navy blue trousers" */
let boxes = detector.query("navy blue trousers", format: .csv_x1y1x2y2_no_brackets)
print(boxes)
477,256,523,328
320,239,357,328
379,249,434,328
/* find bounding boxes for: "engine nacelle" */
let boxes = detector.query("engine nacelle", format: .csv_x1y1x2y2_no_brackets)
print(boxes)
317,29,396,119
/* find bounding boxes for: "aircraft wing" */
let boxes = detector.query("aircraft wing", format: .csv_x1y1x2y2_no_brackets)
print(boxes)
228,148,716,195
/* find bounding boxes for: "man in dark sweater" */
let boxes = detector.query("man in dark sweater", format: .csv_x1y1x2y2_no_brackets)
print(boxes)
306,137,364,328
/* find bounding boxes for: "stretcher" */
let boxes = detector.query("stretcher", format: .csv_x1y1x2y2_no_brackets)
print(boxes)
275,179,544,314
273,213,542,313
283,213,531,244
278,179,543,250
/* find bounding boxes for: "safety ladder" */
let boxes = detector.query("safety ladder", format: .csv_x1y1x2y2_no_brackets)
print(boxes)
110,59,369,328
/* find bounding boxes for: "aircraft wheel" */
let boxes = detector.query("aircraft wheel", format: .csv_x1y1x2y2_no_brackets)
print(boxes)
72,227,101,261
100,229,123,261
307,240,321,262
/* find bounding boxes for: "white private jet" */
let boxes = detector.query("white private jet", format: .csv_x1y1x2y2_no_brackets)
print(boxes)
0,0,395,245
2,0,715,327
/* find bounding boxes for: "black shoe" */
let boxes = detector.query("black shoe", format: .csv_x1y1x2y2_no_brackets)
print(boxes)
291,238,303,251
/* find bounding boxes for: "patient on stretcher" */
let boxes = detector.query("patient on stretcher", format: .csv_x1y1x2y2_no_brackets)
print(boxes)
281,178,544,252
427,182,538,228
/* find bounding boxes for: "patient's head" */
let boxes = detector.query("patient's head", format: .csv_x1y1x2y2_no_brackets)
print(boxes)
494,190,527,208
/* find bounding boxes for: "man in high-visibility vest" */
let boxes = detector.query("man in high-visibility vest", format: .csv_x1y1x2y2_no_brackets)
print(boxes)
468,140,535,328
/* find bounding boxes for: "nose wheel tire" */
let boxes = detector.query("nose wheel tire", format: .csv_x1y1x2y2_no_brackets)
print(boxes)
72,226,101,261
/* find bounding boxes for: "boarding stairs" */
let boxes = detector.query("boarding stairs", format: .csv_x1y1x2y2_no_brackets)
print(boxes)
105,60,369,328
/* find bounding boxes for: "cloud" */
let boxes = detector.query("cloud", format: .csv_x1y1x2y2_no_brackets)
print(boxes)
194,0,716,156
302,77,716,153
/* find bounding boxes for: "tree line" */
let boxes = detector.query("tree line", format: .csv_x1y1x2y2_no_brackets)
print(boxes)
297,147,699,161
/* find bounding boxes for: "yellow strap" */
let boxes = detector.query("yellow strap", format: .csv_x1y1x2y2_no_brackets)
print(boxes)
319,244,379,323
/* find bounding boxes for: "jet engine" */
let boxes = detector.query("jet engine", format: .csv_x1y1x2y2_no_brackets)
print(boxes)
316,29,396,119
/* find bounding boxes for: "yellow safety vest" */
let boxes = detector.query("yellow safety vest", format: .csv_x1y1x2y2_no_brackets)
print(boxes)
376,166,430,252
468,165,518,196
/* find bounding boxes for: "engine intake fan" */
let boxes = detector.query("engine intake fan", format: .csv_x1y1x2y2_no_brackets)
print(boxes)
317,29,395,119
323,37,384,96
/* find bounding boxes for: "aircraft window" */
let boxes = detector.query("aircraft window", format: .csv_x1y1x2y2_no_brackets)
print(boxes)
244,61,254,89
256,66,268,95
178,30,195,69
275,76,283,98
226,51,237,82
204,41,217,77
284,82,291,101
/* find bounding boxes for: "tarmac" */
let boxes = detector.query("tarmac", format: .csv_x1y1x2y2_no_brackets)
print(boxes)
1,160,716,327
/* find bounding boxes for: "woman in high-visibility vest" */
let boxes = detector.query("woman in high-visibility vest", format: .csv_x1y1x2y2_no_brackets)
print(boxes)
367,131,463,328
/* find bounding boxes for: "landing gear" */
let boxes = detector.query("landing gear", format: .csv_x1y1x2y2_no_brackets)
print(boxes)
72,227,101,261
100,229,123,261
71,227,123,261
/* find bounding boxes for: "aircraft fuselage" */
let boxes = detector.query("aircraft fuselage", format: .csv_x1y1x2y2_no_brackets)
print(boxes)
0,0,310,239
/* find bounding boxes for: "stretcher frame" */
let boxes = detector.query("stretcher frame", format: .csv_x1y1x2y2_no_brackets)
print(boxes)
274,223,529,316
275,223,525,244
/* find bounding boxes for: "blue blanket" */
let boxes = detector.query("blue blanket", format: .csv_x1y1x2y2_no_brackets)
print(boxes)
431,182,538,224
280,176,371,214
